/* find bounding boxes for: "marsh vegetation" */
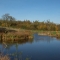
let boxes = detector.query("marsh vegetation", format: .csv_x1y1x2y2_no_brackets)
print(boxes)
0,14,60,60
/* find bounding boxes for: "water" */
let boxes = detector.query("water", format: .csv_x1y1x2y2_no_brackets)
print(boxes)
0,33,60,60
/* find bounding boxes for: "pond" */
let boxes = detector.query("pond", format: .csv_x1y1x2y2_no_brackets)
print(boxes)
0,33,60,60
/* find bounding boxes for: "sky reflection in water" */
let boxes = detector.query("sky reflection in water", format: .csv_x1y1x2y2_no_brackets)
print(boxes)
0,33,60,60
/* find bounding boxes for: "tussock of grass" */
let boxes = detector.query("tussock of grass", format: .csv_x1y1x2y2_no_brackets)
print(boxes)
0,54,10,60
0,30,33,42
38,31,60,39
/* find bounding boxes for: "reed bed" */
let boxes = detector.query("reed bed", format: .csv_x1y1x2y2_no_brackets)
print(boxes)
0,54,10,60
0,30,33,42
38,31,60,39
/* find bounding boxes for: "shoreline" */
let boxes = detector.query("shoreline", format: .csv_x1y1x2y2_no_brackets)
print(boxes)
38,32,60,39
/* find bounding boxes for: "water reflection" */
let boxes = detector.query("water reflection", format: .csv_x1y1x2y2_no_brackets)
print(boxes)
34,33,55,43
0,39,33,60
0,33,60,60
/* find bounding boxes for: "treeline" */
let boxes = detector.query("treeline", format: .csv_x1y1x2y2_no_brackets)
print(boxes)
0,13,60,31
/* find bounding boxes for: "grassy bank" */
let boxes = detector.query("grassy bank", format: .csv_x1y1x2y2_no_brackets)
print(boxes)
29,29,60,39
37,31,60,39
0,27,60,41
0,27,33,42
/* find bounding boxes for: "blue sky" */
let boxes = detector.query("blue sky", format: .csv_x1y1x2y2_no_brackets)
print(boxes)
0,0,60,23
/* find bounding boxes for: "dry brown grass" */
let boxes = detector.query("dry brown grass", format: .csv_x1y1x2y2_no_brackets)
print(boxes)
0,30,33,42
0,54,10,60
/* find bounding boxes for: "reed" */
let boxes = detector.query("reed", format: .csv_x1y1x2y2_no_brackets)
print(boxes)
0,30,33,42
38,31,60,39
0,54,10,60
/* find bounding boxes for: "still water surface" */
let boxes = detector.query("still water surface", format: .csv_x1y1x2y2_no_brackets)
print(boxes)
0,33,60,60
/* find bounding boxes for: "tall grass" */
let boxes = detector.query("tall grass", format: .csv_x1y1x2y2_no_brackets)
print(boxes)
0,54,10,60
